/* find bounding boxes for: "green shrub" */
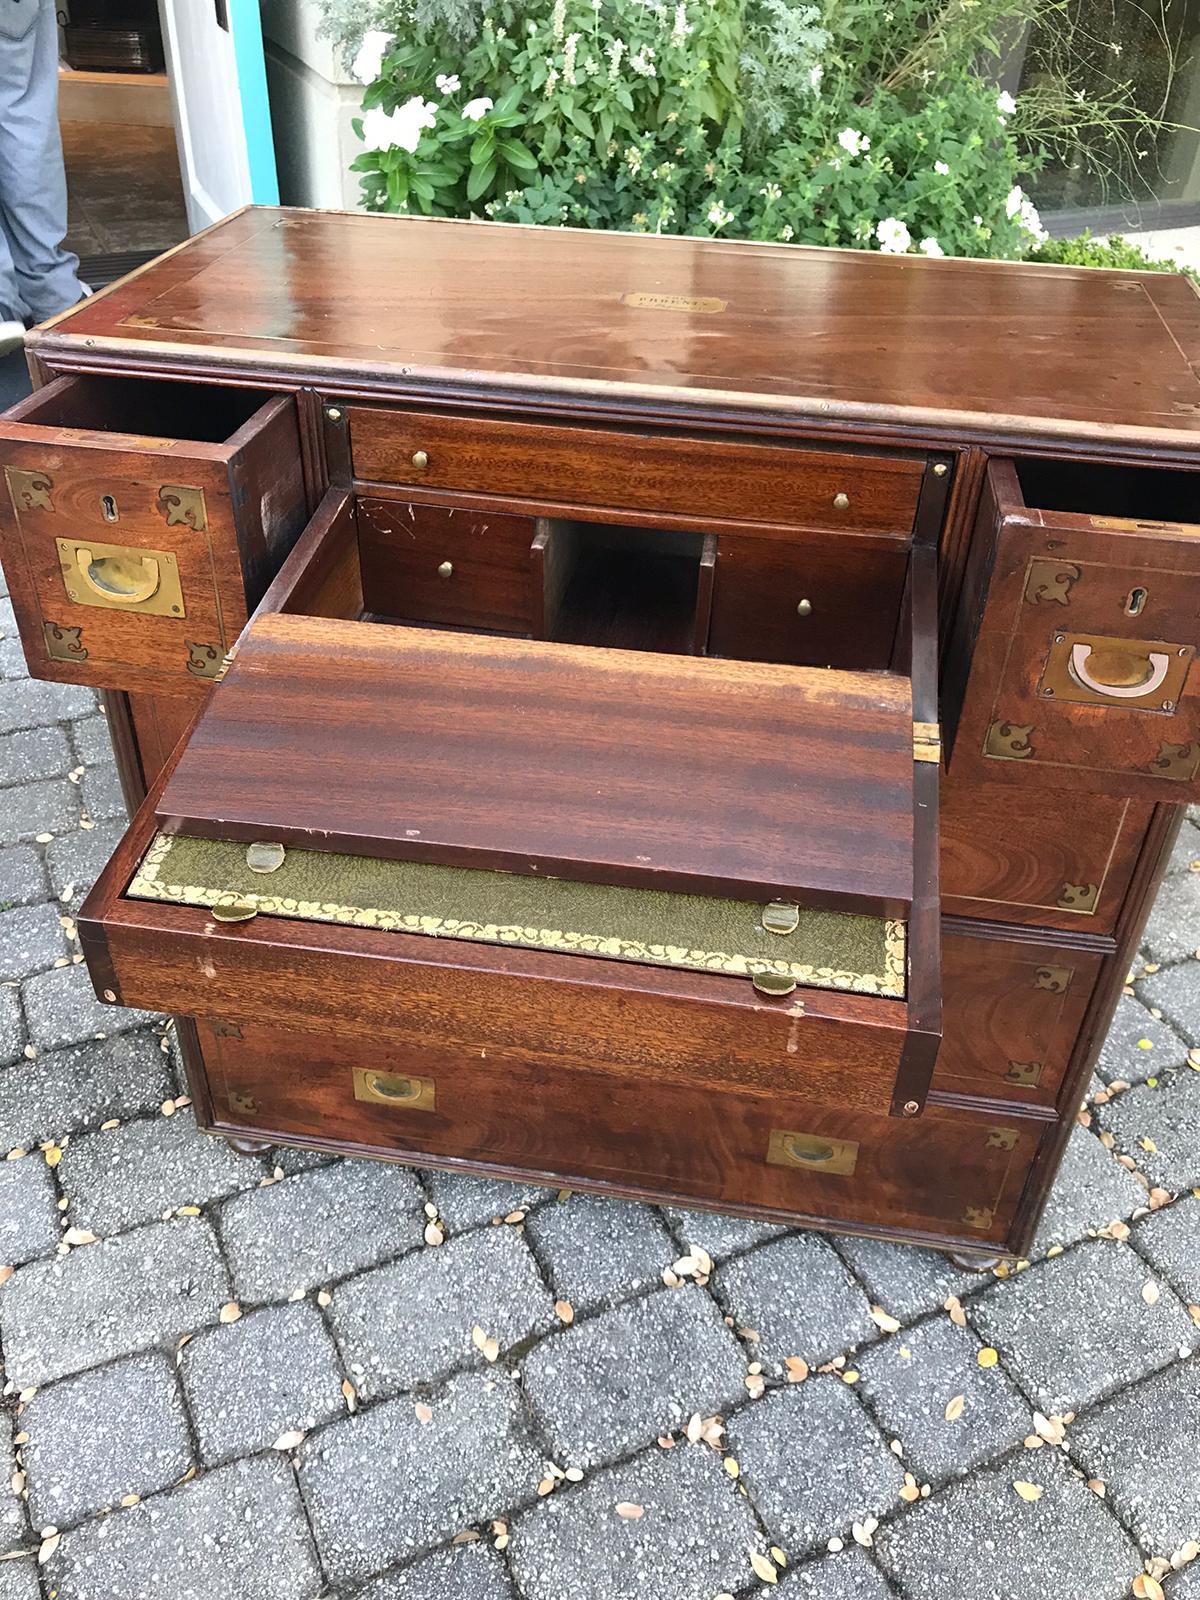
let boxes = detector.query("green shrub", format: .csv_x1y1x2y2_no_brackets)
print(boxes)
1030,230,1197,282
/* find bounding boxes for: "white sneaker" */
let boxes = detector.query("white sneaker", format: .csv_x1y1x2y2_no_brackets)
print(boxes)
0,319,25,356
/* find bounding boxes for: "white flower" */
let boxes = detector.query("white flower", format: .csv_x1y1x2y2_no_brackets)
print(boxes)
996,89,1017,120
630,45,656,77
875,217,911,254
837,127,870,157
670,3,692,43
552,0,566,40
563,31,581,85
351,29,394,85
808,63,823,91
462,96,494,121
918,236,944,257
607,37,626,78
435,73,461,94
934,160,950,176
779,223,795,241
759,182,782,201
1012,192,1048,244
1005,185,1026,219
707,200,735,230
360,96,438,154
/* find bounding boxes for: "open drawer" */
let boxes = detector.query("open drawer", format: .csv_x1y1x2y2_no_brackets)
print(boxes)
950,457,1200,799
0,373,308,695
78,489,942,1119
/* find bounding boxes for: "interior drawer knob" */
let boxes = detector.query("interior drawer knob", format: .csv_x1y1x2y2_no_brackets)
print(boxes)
411,449,429,470
437,561,454,579
796,598,812,617
832,492,850,510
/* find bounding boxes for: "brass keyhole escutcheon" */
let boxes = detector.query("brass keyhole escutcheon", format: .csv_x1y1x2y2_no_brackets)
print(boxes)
100,494,118,522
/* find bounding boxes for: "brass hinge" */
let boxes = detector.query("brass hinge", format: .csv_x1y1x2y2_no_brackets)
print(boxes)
913,721,942,763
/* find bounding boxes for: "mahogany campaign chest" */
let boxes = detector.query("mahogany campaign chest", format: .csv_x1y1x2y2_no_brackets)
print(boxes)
4,207,1198,1262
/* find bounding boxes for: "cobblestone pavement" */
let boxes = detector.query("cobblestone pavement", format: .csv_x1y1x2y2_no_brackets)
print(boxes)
1,568,1199,1600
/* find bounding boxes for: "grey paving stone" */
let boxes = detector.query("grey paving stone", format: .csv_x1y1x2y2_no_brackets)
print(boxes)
0,1412,27,1548
510,1437,768,1600
969,1240,1196,1414
354,1541,516,1600
59,1107,264,1234
0,635,25,682
773,1549,894,1599
1028,1126,1149,1257
663,1204,788,1261
330,1223,555,1399
1144,873,1200,965
180,1300,347,1464
0,725,71,786
855,1314,1029,1482
525,1192,675,1312
269,1142,332,1175
1131,1194,1200,1304
69,714,113,766
0,901,66,981
422,1167,554,1232
877,1451,1140,1600
0,1030,175,1150
834,1234,993,1327
1070,1357,1200,1555
0,1216,229,1386
0,1154,60,1266
44,818,125,908
218,1158,426,1301
727,1377,905,1557
521,1284,747,1469
1140,961,1200,1044
22,1351,191,1526
3,777,79,841
1095,1072,1200,1192
22,961,155,1053
0,987,23,1068
301,1372,543,1583
717,1232,876,1369
0,845,47,909
80,760,126,822
1166,818,1200,875
1098,994,1191,1085
1169,1563,1200,1600
47,1454,322,1600
0,678,95,736
0,598,13,635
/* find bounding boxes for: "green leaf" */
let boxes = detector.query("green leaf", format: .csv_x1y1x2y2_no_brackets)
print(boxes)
568,104,594,138
499,139,538,172
466,158,496,201
493,85,523,117
470,131,495,163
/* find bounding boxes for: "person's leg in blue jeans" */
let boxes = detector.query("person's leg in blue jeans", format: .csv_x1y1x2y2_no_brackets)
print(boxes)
0,0,86,348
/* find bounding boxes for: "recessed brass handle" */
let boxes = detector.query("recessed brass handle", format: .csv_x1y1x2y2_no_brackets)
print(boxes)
1068,642,1169,700
767,1128,858,1175
411,450,429,470
352,1066,436,1111
75,546,161,606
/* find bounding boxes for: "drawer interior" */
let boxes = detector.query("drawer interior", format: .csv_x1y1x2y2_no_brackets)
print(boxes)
1014,456,1200,527
7,374,275,447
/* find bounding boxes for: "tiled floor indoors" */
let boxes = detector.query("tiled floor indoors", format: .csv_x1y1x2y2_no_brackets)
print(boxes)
0,568,1198,1600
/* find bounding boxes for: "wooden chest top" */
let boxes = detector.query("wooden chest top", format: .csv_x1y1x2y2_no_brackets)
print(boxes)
33,207,1200,444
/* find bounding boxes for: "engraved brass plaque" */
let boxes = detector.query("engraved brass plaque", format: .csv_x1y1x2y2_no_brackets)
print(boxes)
621,291,727,313
157,485,207,531
57,537,185,618
767,1129,858,1176
353,1068,436,1112
42,621,87,663
1038,632,1192,712
5,466,53,513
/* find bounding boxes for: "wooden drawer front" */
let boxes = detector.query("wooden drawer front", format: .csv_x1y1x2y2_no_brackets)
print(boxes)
952,458,1200,801
197,1020,1042,1249
934,929,1102,1108
0,376,306,695
358,498,536,633
347,407,924,535
707,535,907,668
940,774,1148,933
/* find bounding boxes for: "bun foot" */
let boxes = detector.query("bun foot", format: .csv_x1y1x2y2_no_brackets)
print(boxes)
945,1251,1005,1273
224,1134,272,1157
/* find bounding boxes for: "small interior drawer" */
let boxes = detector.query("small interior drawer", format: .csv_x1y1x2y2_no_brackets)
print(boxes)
357,497,537,634
0,374,306,695
950,456,1200,800
194,1019,1041,1249
707,533,908,669
346,406,925,535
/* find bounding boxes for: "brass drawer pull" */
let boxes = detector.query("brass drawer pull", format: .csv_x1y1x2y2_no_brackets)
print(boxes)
58,537,184,617
77,546,161,605
437,560,453,579
353,1067,436,1111
796,598,813,617
1068,642,1169,700
767,1128,858,1175
832,492,850,510
411,450,429,470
